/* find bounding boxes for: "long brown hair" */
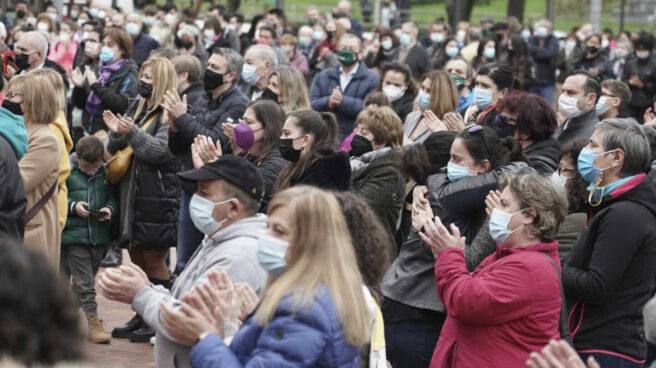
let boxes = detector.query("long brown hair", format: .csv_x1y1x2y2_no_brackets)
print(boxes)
274,110,339,192
256,186,370,346
425,70,458,119
246,100,285,165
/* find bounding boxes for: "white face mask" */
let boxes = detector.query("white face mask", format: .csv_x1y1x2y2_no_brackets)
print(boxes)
636,50,650,59
558,94,585,120
383,84,404,102
189,194,234,235
37,22,49,32
59,32,71,42
551,171,569,189
165,13,177,25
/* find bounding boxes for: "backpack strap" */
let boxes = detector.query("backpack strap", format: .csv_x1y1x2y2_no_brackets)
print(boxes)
540,251,573,345
25,180,58,224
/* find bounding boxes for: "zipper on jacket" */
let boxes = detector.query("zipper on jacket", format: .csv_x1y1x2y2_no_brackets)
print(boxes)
157,170,166,198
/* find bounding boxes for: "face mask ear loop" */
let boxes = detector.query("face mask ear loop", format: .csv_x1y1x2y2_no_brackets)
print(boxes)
588,176,605,207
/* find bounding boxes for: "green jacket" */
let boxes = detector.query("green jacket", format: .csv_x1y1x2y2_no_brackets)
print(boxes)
61,157,118,246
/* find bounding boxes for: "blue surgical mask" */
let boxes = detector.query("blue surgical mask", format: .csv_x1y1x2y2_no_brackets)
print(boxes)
483,47,496,59
312,30,324,42
430,32,444,43
595,96,610,116
381,39,393,51
445,46,459,57
399,33,411,46
536,26,548,38
125,22,140,36
474,88,494,110
242,63,260,85
257,234,290,276
417,90,431,110
577,148,614,183
447,162,474,182
489,208,527,245
189,194,234,235
520,29,531,39
99,47,116,64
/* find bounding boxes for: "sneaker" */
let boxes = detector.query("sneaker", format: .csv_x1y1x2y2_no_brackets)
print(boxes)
150,336,156,346
129,324,156,343
111,314,144,338
88,317,111,344
101,247,122,268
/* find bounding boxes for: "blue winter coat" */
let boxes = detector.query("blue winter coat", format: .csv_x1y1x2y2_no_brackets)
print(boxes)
310,63,379,139
189,286,362,367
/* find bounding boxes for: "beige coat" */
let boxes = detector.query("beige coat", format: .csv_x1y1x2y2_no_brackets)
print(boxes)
49,110,73,231
19,122,61,269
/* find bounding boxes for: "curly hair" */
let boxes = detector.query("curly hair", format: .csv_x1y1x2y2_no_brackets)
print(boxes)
334,192,392,287
0,241,84,364
497,90,558,142
499,173,568,242
559,139,589,213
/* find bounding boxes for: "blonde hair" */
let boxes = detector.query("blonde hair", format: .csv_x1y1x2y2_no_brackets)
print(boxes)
9,74,58,125
426,70,458,119
356,105,404,148
29,68,66,111
134,57,177,124
256,186,371,346
270,66,310,113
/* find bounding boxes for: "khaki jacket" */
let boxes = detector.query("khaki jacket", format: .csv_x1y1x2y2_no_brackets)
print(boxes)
49,110,73,232
20,122,61,269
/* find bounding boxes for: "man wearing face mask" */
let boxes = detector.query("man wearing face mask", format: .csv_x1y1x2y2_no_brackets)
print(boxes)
528,19,559,105
393,22,430,81
100,155,267,368
172,54,204,107
126,12,160,66
241,44,278,100
445,57,474,113
14,31,69,89
554,71,601,146
310,34,379,139
623,33,656,122
164,47,249,274
597,80,631,120
424,21,449,60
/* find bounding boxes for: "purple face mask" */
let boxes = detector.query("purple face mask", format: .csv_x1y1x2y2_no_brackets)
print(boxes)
233,120,263,151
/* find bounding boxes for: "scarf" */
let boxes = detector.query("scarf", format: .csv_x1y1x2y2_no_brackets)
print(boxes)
85,59,127,116
350,147,391,173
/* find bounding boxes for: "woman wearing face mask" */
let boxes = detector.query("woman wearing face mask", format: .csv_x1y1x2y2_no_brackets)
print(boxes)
472,37,497,72
73,26,103,70
610,38,633,81
48,20,79,74
505,35,536,91
434,37,460,70
349,105,404,243
623,34,656,122
377,62,416,122
315,20,344,68
167,186,370,367
495,90,560,173
71,28,138,135
552,139,588,260
274,110,351,191
103,57,181,343
261,66,310,113
420,173,568,368
363,29,399,72
404,70,458,145
571,34,612,80
204,16,241,54
563,118,656,367
383,125,529,367
278,34,309,76
464,62,515,129
35,13,56,38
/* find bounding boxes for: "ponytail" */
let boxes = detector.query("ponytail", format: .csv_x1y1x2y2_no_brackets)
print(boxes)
500,137,530,164
319,112,340,150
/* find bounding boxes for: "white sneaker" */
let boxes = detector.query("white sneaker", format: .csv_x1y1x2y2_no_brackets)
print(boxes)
150,336,155,346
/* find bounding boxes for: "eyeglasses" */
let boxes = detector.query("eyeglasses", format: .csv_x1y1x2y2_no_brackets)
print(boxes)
557,166,576,178
466,125,491,159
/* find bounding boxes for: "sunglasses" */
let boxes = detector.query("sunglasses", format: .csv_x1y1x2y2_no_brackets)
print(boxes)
466,125,491,159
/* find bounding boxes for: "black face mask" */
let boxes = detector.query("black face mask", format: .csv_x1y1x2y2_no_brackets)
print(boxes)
2,99,23,115
16,9,25,19
586,46,599,54
174,36,193,50
350,134,374,157
260,87,279,103
14,53,30,70
137,80,153,98
507,48,516,57
308,18,318,26
279,138,302,162
493,119,517,139
495,33,504,42
326,30,336,39
203,69,225,91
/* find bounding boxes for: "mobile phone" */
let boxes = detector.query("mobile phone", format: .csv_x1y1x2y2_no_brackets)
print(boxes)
84,206,107,218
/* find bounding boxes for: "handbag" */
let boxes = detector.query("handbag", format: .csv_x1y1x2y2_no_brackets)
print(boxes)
25,181,58,224
106,114,158,184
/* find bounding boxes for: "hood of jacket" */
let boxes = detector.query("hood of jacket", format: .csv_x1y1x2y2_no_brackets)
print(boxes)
50,110,73,152
0,107,28,159
205,213,267,248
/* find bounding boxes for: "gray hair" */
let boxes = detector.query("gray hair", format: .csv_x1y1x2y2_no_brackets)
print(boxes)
212,47,244,83
338,33,362,51
596,118,651,177
248,44,278,70
0,22,6,39
402,22,418,36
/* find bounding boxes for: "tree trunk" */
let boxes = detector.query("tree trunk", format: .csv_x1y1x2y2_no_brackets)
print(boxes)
506,0,526,23
447,0,475,30
227,0,240,13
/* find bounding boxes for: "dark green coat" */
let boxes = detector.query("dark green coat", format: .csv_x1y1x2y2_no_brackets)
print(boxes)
61,158,118,246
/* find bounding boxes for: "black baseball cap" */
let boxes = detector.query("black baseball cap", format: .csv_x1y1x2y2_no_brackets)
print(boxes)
491,22,509,31
178,155,265,201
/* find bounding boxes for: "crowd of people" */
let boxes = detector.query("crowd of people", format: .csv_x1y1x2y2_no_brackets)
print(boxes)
1,1,656,368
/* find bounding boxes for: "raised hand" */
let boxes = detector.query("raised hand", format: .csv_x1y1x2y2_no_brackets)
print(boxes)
102,110,120,132
419,216,466,258
423,110,447,133
234,283,259,321
485,190,502,217
116,114,134,135
162,90,188,121
71,67,85,88
443,112,465,131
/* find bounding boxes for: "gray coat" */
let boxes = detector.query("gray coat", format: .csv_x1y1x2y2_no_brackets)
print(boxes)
132,215,268,368
403,111,431,145
553,108,599,146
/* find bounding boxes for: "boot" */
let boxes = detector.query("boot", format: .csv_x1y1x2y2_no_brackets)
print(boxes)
88,317,111,344
129,324,156,343
112,314,144,338
101,246,122,268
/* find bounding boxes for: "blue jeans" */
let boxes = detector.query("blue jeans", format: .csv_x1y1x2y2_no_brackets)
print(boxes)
175,191,203,274
385,319,444,368
530,85,556,106
579,352,644,368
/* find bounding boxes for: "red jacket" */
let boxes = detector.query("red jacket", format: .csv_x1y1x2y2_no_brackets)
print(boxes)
430,242,562,368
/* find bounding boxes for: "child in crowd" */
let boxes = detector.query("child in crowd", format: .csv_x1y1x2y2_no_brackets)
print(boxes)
61,136,117,344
